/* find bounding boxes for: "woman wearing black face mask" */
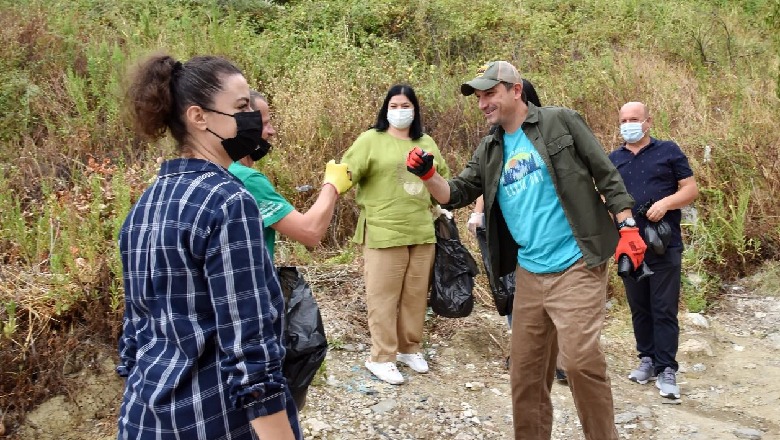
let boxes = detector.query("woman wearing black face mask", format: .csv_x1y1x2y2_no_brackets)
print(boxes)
118,53,302,440
228,91,352,261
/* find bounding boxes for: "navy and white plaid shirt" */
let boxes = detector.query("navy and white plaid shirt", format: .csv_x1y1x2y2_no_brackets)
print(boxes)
117,158,301,440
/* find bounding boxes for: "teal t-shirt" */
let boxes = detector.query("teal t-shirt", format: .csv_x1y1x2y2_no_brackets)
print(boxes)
496,129,582,273
228,162,295,260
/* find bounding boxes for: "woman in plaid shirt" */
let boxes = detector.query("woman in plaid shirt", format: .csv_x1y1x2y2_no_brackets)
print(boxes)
117,53,301,440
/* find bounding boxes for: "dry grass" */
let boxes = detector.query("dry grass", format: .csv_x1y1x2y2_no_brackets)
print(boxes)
297,236,494,348
1,0,778,435
300,260,370,343
739,260,780,297
0,263,121,434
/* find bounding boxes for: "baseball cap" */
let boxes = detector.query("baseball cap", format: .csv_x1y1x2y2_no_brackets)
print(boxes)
461,61,522,96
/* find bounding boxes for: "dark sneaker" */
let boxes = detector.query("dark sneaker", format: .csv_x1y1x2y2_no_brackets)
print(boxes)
656,367,681,399
555,368,568,384
628,356,654,384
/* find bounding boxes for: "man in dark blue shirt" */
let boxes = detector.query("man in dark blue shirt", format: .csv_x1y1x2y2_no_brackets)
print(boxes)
609,101,698,401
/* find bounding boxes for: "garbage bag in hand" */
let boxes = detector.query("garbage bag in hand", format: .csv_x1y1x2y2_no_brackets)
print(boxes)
475,227,515,316
276,266,328,409
635,199,672,256
430,214,479,318
644,220,672,255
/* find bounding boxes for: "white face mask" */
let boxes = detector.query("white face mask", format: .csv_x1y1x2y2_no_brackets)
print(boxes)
387,108,414,129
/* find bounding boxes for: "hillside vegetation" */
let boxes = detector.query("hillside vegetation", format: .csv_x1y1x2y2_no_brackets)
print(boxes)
0,0,779,434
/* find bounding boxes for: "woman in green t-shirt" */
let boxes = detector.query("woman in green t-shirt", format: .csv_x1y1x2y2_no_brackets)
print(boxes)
229,92,351,260
342,84,451,385
228,92,351,410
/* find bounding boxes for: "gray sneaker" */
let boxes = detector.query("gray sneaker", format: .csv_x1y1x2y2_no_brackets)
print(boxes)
656,367,681,399
555,368,568,384
628,356,654,384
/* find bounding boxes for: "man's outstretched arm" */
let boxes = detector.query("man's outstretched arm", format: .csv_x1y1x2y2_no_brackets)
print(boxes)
406,146,452,204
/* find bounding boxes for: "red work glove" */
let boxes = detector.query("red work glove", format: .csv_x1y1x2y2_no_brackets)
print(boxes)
614,227,647,270
406,146,435,180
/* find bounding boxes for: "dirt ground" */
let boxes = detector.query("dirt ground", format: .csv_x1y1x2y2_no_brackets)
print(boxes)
6,269,780,440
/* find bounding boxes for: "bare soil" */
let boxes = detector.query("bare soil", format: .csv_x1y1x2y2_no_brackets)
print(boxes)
6,268,780,440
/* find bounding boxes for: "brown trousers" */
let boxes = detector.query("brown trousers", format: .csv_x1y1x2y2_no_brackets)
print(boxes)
510,259,618,440
363,242,435,362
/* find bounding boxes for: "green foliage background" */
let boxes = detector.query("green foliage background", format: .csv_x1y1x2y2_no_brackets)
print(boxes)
0,0,779,431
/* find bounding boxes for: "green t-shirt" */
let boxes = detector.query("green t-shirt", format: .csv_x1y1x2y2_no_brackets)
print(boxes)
228,162,295,260
341,129,451,248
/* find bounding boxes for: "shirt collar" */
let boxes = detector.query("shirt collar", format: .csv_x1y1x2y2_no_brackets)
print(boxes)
158,158,227,179
523,102,540,125
619,137,657,154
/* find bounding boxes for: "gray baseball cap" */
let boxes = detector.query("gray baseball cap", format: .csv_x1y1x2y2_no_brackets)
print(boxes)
461,61,522,96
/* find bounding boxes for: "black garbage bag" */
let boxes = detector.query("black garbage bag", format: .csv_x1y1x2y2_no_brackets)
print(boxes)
276,266,328,410
644,220,672,255
430,215,479,318
635,199,672,255
475,226,515,316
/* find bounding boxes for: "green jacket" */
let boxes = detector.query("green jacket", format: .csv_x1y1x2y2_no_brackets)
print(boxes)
446,104,634,287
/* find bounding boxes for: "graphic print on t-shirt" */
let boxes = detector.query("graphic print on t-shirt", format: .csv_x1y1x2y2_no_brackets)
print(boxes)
257,200,288,223
397,160,425,196
497,130,582,274
501,150,544,196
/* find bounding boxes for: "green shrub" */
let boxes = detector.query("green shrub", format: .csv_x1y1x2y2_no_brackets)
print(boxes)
0,0,778,431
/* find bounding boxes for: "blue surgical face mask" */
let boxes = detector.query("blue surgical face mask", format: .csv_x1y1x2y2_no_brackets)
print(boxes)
620,121,646,143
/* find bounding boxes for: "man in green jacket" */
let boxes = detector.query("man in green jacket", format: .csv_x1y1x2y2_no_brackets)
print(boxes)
406,61,647,440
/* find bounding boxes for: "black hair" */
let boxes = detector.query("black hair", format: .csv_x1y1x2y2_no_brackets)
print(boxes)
125,53,242,147
500,79,541,107
372,84,424,140
522,79,542,107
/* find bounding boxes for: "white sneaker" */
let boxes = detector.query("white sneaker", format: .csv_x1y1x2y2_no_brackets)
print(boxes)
365,360,404,384
397,352,429,373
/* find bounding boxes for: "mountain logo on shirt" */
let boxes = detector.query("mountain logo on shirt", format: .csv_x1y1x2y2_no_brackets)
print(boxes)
501,152,541,186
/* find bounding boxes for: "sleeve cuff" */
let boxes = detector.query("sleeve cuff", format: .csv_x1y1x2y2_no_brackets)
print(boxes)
243,389,288,420
116,364,132,377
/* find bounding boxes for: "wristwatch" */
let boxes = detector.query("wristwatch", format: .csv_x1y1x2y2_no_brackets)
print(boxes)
617,217,637,229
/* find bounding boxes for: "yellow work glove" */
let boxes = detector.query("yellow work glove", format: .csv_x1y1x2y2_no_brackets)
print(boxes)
323,160,352,194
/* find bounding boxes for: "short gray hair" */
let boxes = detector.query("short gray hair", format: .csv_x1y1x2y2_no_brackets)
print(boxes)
249,90,267,110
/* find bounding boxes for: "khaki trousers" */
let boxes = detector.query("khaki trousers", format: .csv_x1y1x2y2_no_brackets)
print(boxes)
363,242,435,362
510,259,618,440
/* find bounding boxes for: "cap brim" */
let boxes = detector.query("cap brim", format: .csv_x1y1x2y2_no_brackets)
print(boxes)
460,78,500,96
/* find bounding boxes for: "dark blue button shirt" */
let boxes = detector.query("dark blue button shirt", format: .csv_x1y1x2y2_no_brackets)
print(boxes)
117,158,301,440
608,138,694,251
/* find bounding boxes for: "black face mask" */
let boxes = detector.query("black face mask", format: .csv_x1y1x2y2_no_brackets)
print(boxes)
203,108,263,162
248,137,272,161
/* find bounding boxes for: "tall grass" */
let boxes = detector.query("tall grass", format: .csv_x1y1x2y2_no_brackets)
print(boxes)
0,0,779,432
